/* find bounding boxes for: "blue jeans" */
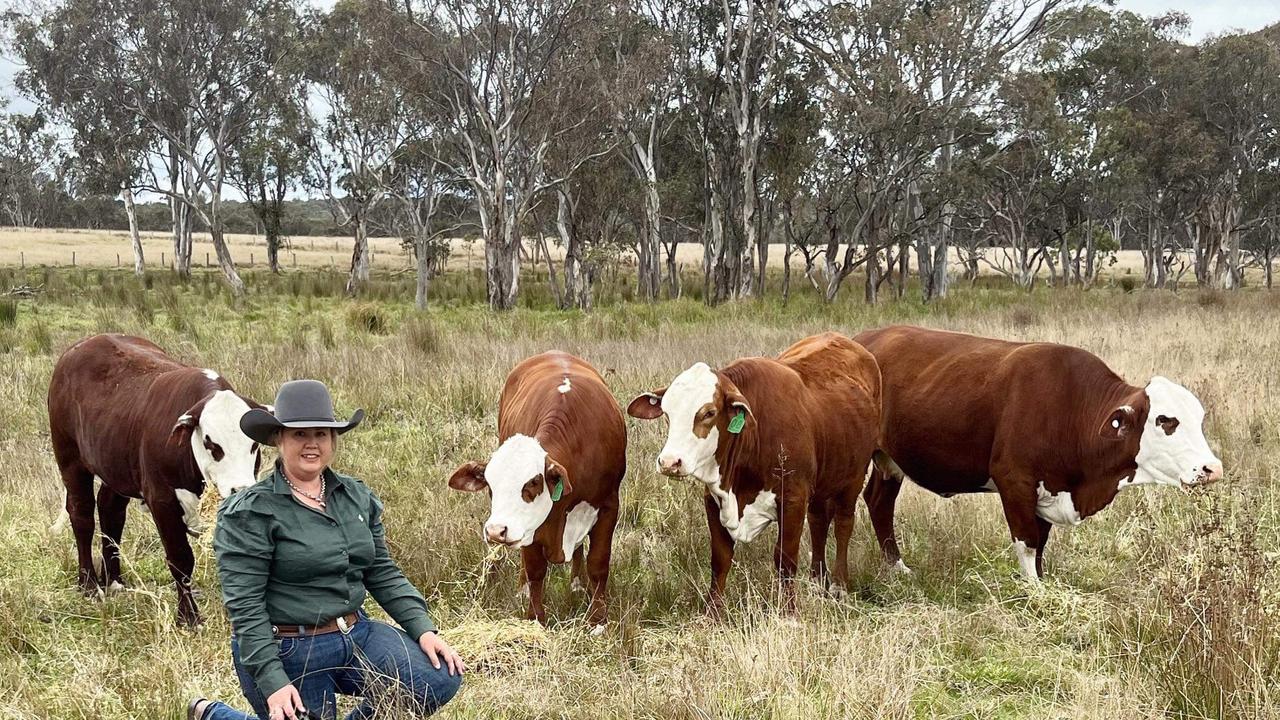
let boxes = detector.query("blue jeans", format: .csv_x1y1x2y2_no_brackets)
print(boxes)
205,614,462,719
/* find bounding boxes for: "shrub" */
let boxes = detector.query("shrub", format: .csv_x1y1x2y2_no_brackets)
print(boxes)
346,302,390,335
1119,277,1138,294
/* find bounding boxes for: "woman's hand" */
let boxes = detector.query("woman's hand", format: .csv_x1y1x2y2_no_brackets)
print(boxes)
419,631,467,676
266,684,307,719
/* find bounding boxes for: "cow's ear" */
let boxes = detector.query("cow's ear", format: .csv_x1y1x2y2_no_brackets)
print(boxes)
448,462,488,492
626,388,666,420
169,395,211,446
726,391,754,420
545,457,572,500
1098,405,1136,441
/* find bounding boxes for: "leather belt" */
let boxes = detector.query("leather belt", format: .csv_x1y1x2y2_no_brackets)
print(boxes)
272,612,359,638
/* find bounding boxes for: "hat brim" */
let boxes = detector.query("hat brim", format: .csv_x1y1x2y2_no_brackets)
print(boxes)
240,408,365,446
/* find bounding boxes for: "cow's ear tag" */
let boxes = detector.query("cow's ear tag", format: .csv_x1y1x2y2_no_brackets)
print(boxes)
550,479,564,502
728,411,746,434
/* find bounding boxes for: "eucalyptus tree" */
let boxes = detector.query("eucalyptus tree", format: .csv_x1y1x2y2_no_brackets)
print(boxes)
398,0,612,310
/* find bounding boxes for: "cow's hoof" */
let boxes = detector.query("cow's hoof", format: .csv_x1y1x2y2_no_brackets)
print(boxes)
570,576,586,593
106,580,126,594
517,582,530,600
828,585,849,600
589,623,607,637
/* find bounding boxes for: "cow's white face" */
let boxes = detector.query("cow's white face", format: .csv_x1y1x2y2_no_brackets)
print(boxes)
653,363,723,481
1131,377,1223,488
186,390,261,498
448,434,570,547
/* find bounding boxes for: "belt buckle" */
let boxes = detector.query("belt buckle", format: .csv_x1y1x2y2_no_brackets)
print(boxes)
337,615,351,635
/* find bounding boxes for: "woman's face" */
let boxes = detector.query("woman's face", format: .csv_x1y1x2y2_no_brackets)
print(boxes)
277,427,335,480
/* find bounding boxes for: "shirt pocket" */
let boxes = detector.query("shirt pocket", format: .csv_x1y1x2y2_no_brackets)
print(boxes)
343,516,377,571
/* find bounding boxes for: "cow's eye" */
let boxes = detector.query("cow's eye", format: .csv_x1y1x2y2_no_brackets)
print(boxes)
702,410,715,421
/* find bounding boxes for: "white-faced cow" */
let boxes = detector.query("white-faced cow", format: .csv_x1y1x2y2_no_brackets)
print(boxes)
854,325,1224,581
48,334,265,625
627,333,881,610
449,351,627,626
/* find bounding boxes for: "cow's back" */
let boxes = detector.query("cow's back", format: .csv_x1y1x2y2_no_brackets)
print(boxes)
49,334,208,493
777,333,881,493
498,351,626,499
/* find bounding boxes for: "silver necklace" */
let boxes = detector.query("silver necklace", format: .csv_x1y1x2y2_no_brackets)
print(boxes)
287,475,326,509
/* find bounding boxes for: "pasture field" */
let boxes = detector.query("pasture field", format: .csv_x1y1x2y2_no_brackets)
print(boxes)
0,226,1169,280
0,266,1276,719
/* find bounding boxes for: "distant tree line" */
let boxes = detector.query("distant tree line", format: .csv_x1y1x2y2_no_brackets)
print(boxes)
2,0,1278,308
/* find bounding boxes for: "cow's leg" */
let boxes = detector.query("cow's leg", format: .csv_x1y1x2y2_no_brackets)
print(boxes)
61,464,100,593
994,479,1046,583
145,489,200,625
584,502,619,628
569,544,586,593
773,487,808,612
521,545,549,624
830,486,859,597
704,495,735,616
97,485,130,590
864,451,910,574
1034,517,1052,578
807,497,832,589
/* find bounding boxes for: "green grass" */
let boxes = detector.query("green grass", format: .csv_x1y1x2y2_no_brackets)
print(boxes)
0,267,1276,718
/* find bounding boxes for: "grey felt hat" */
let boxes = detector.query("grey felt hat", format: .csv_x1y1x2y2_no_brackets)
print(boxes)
239,379,365,445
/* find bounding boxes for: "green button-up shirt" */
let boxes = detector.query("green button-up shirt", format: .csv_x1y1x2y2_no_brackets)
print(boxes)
214,463,436,697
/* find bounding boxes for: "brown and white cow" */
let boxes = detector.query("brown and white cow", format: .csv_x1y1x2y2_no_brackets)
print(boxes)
449,351,627,626
627,332,881,609
48,334,265,625
854,325,1224,581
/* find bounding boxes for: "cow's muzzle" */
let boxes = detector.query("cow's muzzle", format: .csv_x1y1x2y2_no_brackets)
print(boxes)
1186,462,1225,488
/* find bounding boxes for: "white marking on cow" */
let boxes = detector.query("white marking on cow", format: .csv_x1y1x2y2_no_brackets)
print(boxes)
108,581,125,593
202,369,220,381
888,559,913,575
1013,540,1039,583
1035,482,1083,526
517,582,530,599
729,490,776,543
561,502,598,562
189,390,258,498
655,363,721,479
175,488,204,534
557,377,572,394
1132,377,1222,488
480,434,555,547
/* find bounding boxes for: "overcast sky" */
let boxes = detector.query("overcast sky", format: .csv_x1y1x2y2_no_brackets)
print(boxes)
3,1,1279,115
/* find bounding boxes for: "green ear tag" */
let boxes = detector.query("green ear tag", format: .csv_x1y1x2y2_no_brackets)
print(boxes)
727,411,746,434
550,479,564,502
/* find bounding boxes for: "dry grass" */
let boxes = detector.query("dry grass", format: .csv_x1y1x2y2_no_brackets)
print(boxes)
0,268,1276,719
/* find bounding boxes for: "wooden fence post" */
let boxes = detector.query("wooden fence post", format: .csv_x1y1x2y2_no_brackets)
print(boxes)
72,251,76,267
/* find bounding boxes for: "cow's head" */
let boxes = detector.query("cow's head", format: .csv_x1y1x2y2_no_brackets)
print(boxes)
627,362,753,482
170,390,262,498
1100,376,1223,489
448,434,571,547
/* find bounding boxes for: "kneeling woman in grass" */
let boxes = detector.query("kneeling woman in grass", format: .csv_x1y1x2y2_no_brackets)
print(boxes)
190,380,464,720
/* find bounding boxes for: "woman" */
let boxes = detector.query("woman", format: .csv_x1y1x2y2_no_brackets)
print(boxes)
190,379,464,720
